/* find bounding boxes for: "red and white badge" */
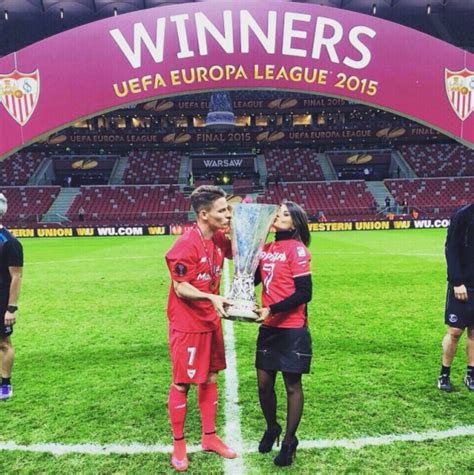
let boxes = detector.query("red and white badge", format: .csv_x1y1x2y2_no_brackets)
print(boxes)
0,69,40,126
445,68,474,121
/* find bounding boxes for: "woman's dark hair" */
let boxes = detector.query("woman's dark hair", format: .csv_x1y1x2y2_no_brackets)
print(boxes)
283,200,311,246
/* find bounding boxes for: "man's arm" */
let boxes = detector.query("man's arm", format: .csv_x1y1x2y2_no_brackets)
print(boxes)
4,266,22,326
445,208,468,300
173,281,233,318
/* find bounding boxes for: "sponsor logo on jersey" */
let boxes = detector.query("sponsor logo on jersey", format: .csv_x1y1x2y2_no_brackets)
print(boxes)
197,272,211,280
260,251,286,262
296,246,306,257
448,313,458,323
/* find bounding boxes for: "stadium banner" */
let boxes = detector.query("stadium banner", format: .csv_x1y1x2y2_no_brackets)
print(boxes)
9,225,169,238
139,95,348,113
54,158,116,171
0,1,472,159
309,218,451,232
8,219,450,238
192,156,255,171
46,124,440,147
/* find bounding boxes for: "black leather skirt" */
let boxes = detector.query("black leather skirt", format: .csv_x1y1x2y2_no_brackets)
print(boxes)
255,325,312,374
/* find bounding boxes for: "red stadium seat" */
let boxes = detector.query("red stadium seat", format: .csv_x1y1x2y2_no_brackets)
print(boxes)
123,151,181,185
257,181,377,220
66,185,190,225
398,144,474,178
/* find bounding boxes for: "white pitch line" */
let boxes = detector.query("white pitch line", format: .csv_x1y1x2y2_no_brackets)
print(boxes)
296,425,474,449
319,251,441,257
2,425,474,456
222,258,246,475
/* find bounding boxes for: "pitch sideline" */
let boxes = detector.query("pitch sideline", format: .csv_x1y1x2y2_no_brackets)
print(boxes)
2,426,474,456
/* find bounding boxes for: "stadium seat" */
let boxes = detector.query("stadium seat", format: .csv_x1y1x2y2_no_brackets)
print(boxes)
66,185,190,225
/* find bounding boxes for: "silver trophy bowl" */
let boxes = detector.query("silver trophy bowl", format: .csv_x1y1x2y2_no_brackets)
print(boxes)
225,203,278,322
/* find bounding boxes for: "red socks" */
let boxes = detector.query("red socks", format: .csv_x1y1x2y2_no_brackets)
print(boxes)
168,383,218,437
198,382,217,434
168,385,187,439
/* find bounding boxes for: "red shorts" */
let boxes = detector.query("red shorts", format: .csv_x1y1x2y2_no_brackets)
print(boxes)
168,324,226,384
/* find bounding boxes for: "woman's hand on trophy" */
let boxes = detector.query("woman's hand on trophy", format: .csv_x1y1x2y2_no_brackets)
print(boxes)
209,295,234,318
254,307,271,323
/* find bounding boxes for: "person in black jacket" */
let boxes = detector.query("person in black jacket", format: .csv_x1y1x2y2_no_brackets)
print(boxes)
0,193,23,401
438,203,474,392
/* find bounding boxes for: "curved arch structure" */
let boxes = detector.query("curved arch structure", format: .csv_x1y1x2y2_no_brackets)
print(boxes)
0,0,472,159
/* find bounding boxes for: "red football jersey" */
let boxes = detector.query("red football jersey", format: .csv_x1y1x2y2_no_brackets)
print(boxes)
165,226,232,332
259,239,311,328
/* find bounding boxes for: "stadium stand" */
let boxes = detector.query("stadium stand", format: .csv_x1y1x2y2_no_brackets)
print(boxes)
232,177,255,195
398,144,474,177
385,177,474,217
192,179,215,187
123,151,181,184
67,185,190,225
0,186,61,224
257,181,377,220
0,152,45,186
265,148,325,182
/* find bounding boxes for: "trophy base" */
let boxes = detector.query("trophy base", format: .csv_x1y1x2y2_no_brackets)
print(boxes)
225,306,258,322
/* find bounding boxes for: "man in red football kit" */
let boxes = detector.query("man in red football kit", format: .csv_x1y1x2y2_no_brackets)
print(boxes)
165,185,237,471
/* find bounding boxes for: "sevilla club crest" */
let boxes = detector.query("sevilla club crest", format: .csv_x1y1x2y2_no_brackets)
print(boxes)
445,68,474,121
0,69,40,126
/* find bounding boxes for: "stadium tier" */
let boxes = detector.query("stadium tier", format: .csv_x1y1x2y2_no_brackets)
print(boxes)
67,185,190,225
398,144,474,177
257,181,376,220
0,152,45,186
385,177,474,217
0,186,61,224
123,151,181,184
4,150,474,225
265,149,325,182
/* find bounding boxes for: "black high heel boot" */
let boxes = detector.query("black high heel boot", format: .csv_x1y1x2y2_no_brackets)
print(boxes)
273,436,298,466
258,423,282,453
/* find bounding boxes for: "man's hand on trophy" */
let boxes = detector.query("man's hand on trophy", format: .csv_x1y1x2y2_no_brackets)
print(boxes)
254,307,271,323
209,295,234,318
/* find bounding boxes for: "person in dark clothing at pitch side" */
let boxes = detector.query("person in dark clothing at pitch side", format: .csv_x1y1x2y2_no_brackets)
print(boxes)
0,193,23,400
438,203,474,392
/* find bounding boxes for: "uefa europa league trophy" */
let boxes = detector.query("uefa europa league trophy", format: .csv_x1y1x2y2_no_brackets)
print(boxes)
226,203,278,321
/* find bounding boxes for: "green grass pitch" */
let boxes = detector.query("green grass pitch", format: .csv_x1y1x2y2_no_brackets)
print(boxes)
1,229,474,474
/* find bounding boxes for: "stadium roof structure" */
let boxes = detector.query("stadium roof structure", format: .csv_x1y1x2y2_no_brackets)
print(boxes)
0,0,473,57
